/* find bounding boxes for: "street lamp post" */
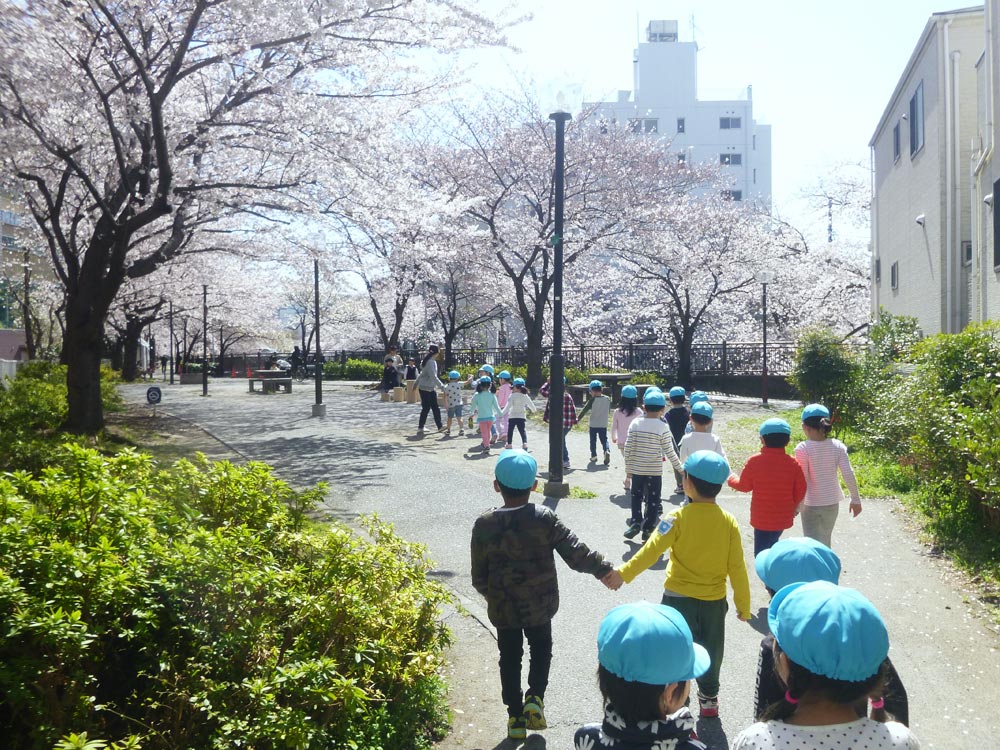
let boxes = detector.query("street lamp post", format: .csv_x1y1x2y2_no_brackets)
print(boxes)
756,270,777,406
201,284,208,397
312,258,326,417
168,301,174,385
544,111,572,497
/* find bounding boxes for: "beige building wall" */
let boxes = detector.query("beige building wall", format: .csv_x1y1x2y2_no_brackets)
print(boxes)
871,9,984,336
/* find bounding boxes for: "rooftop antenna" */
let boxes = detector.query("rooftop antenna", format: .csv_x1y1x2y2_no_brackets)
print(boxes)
690,14,702,51
637,12,641,45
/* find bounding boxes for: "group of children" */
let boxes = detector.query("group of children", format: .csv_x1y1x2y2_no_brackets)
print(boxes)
471,388,907,747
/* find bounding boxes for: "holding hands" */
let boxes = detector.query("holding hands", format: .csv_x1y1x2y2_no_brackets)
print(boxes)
601,569,624,591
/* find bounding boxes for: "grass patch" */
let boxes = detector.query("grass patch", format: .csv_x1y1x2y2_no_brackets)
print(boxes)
569,486,599,499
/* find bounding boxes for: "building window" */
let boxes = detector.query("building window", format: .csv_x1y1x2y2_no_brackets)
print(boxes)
753,168,757,184
720,116,742,129
893,122,901,162
677,153,687,165
909,82,924,156
720,153,742,166
875,258,881,283
963,240,973,267
890,261,899,290
721,190,743,201
677,117,685,133
628,118,659,134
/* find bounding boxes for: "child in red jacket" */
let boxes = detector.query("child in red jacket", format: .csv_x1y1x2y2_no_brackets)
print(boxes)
727,418,806,556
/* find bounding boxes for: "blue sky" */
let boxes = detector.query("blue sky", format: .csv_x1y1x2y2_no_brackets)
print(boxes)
467,0,977,242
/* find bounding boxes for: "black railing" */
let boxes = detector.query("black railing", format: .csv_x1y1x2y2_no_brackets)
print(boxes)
222,342,796,378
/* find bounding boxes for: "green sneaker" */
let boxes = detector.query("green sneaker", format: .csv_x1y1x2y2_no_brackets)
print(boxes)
523,694,546,730
507,714,527,740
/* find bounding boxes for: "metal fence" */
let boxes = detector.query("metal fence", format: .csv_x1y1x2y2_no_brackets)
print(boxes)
233,341,796,378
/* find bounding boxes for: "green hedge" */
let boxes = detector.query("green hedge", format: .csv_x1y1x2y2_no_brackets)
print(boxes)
0,447,453,749
323,358,383,381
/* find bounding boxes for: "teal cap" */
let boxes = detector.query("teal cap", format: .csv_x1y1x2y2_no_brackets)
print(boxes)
643,389,666,407
690,401,713,419
589,379,603,389
494,449,538,490
513,377,526,386
481,364,495,375
621,385,637,398
683,450,730,484
760,418,791,436
689,391,709,405
669,386,686,399
498,370,511,380
479,375,492,385
802,403,830,421
755,537,841,591
448,370,461,380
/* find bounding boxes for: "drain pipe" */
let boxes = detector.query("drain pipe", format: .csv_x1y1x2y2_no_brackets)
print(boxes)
943,19,954,333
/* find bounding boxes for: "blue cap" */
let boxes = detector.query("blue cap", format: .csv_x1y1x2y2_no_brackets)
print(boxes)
448,370,461,380
755,538,841,591
597,602,710,685
683,450,730,484
769,581,889,682
589,379,603,389
481,364,495,375
621,385,637,398
494,449,538,490
689,391,709,405
643,389,666,407
513,377,526,386
479,375,492,384
759,418,791,436
690,401,713,419
668,386,686,399
498,370,511,380
802,403,830,421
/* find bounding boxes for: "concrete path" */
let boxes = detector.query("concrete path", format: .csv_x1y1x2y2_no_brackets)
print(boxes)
120,380,1000,750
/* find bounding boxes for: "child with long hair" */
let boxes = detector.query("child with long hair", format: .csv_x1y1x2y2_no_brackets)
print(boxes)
502,378,535,450
794,404,862,548
470,376,503,455
496,370,513,445
611,385,643,490
732,580,918,749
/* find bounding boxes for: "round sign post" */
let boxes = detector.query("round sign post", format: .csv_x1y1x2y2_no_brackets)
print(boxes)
146,386,162,416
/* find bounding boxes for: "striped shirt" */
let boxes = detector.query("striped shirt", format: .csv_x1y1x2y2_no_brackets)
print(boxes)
794,438,861,507
625,417,683,476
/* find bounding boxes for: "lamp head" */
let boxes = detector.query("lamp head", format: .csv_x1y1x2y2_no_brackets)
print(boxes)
915,213,926,226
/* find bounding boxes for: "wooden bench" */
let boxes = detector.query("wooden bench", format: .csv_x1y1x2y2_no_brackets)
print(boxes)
249,377,292,394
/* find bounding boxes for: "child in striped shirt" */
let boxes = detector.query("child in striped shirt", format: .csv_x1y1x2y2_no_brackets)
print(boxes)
624,388,684,541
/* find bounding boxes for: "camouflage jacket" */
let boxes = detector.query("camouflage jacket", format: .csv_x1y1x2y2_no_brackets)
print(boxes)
471,503,612,628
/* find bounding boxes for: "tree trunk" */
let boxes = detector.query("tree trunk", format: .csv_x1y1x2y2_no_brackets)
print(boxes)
121,317,145,381
675,329,695,388
525,324,546,389
63,305,106,434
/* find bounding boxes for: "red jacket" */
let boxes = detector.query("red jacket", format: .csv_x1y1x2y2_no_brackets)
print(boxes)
727,447,807,531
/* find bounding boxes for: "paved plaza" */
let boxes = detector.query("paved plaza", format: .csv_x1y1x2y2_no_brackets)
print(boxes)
121,379,1000,750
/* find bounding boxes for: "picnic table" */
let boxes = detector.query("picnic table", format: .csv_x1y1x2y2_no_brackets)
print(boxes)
248,369,292,394
588,372,633,404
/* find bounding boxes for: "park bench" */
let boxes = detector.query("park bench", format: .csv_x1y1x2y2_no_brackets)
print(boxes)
248,369,292,394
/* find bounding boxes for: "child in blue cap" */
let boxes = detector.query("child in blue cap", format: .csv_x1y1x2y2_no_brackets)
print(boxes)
678,401,727,465
501,378,535,450
732,581,918,749
794,403,862,548
727,418,806,556
666,386,690,494
611,384,643,490
623,387,684,540
751,538,909,725
577,379,613,465
470,376,502,454
575,602,710,750
471,451,616,740
443,370,466,437
605,450,751,719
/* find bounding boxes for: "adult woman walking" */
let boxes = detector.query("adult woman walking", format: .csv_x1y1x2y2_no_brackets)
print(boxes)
415,344,446,435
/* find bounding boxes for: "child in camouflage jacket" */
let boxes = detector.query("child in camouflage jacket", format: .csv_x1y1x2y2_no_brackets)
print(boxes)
471,450,616,741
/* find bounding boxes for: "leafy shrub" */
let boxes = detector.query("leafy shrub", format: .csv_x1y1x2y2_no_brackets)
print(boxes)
0,446,453,749
789,327,859,418
323,358,382,381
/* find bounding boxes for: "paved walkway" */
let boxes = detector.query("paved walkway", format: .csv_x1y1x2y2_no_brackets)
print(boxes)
120,380,1000,750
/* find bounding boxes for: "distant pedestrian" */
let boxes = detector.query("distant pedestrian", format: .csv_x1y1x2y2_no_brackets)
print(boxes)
577,379,612,465
604,451,752,720
415,345,445,435
502,378,536,450
379,356,399,395
470,376,502,454
496,370,513,444
472,451,616,740
666,386,689,493
795,404,862,548
443,370,465,436
611,384,643,490
387,345,404,384
728,419,807,556
541,377,578,470
732,581,918,750
574,601,710,750
160,354,169,381
404,357,419,380
623,388,683,541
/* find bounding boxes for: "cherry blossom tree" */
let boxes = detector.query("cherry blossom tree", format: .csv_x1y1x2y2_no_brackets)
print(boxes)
0,0,509,432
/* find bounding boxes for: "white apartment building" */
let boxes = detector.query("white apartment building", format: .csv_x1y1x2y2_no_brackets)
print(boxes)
972,0,1000,323
870,7,985,335
583,20,772,209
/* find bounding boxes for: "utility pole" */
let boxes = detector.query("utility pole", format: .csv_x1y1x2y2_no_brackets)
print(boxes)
201,285,208,397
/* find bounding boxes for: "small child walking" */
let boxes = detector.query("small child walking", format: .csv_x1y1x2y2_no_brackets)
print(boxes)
541,377,578,470
575,602,711,750
502,377,535,450
666,386,690,493
577,379,612,465
496,370,513,444
470,376,502,454
611,385,644,490
794,403,862,548
624,388,684,541
678,402,727,463
472,451,616,740
443,370,466,436
604,451,752,720
727,418,806,556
